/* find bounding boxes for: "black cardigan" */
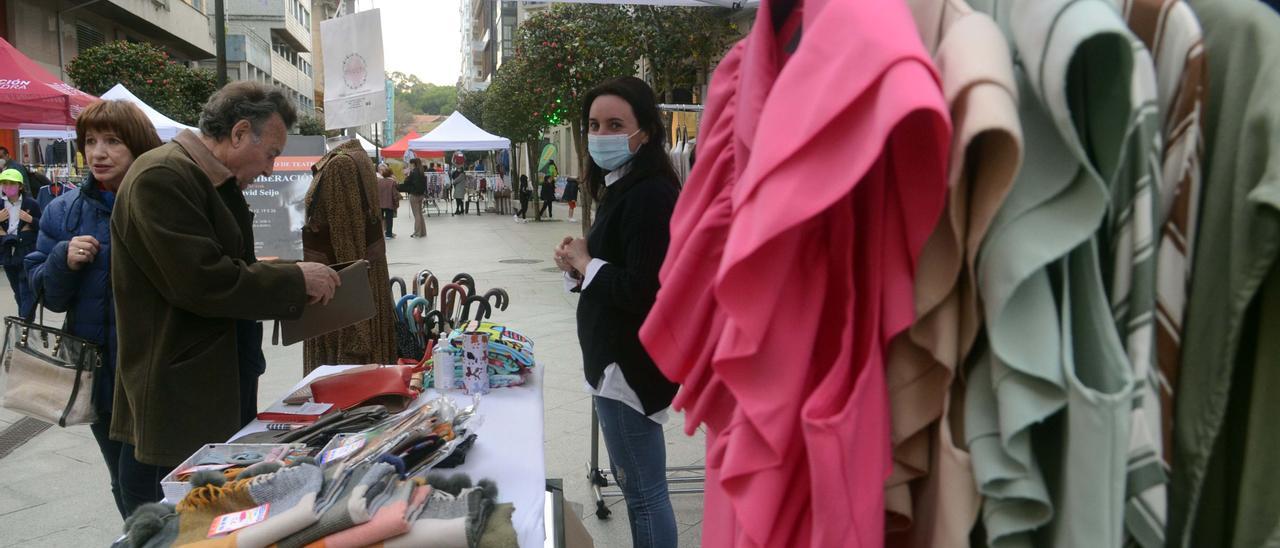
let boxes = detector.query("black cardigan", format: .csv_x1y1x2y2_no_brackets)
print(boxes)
576,171,680,415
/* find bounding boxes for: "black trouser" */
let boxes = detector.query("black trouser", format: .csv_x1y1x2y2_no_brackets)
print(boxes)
518,197,530,218
538,200,553,218
89,414,127,519
236,320,264,428
4,263,33,320
118,443,174,516
455,198,464,214
382,208,395,236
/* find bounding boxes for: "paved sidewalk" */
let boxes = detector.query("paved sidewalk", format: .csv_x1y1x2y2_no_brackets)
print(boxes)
0,207,706,547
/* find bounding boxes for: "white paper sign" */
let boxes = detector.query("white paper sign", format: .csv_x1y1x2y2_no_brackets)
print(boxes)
320,9,387,130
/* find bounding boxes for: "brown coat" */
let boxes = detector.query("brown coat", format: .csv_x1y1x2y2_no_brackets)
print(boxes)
301,140,397,373
110,131,307,466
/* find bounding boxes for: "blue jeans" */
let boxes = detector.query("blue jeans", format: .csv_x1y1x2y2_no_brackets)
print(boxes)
594,396,678,548
89,415,126,519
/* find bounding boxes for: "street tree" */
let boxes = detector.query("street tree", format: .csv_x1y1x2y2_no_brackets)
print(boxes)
634,6,737,102
516,4,641,226
67,41,216,127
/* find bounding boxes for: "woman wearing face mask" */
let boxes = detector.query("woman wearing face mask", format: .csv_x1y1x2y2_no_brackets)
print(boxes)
25,100,161,519
0,168,40,320
553,76,681,548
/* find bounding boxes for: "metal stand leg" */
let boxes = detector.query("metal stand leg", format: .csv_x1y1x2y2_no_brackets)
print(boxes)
587,402,612,519
586,399,707,520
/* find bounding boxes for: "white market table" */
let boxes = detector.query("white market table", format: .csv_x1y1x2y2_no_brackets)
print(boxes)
233,364,548,548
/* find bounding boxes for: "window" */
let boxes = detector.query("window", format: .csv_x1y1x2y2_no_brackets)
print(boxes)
76,22,105,52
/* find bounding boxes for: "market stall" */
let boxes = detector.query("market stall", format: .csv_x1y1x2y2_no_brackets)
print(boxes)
100,83,195,141
232,363,547,548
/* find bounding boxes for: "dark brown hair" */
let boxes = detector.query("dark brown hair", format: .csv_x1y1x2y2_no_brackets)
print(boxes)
198,81,297,140
580,77,679,201
75,100,163,159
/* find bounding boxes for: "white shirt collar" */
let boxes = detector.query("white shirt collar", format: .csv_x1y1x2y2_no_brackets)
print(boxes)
604,162,632,187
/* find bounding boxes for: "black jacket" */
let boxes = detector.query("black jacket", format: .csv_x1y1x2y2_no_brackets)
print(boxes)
399,170,426,195
540,181,556,202
576,171,680,414
0,196,40,267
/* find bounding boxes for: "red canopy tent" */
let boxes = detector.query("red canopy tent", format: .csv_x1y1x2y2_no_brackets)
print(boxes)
0,37,97,130
381,130,444,161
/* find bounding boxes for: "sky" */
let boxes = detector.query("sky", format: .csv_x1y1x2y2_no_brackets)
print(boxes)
357,0,462,86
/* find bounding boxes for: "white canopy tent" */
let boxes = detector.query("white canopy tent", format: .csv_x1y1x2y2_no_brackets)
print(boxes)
406,111,511,152
18,128,75,140
326,133,378,156
101,83,196,141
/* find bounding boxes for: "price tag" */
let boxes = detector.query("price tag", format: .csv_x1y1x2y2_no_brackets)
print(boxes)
207,504,270,537
320,436,366,464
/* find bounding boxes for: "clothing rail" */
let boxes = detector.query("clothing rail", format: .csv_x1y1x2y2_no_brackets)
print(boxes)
658,103,706,112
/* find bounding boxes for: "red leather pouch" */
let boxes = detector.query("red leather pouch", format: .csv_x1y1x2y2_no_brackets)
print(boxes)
309,365,420,413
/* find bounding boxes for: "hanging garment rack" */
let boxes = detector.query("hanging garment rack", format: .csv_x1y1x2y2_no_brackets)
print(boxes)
658,103,706,112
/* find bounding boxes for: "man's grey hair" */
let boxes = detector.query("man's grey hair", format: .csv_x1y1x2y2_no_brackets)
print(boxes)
198,81,298,140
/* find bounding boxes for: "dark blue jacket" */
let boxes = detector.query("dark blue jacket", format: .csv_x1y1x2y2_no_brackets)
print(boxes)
25,177,116,415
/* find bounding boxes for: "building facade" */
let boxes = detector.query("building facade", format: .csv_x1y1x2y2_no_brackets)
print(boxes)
197,0,317,114
4,0,215,78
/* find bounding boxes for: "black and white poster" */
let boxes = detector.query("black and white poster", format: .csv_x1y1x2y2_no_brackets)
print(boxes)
244,135,325,261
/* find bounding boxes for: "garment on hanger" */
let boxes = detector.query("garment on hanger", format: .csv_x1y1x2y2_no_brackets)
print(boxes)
1120,0,1207,464
641,0,951,545
884,1,1021,546
966,0,1165,546
1170,1,1280,547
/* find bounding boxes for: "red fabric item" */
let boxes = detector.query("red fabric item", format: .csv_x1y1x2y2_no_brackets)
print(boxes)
0,37,97,130
639,0,950,545
309,365,420,412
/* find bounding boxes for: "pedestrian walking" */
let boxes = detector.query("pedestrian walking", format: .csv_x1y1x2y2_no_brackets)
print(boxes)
564,177,579,222
451,166,467,215
516,174,532,220
377,165,400,238
538,174,556,219
399,158,427,238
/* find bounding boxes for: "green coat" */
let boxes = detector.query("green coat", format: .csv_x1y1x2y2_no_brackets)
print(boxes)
109,133,307,466
1173,1,1280,546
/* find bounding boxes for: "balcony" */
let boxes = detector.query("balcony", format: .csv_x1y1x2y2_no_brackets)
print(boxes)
271,51,313,96
226,0,310,52
93,0,215,58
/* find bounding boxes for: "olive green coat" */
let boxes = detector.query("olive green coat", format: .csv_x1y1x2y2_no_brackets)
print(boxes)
109,132,307,466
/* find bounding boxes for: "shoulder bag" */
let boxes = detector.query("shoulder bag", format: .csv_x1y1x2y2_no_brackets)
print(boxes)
0,302,102,427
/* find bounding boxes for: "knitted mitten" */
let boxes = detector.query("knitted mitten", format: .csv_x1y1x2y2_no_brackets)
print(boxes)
382,474,497,548
234,462,324,548
173,473,258,547
276,462,397,548
119,502,180,548
315,478,423,548
476,504,517,548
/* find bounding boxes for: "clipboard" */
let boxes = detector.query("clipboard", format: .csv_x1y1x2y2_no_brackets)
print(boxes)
279,260,375,345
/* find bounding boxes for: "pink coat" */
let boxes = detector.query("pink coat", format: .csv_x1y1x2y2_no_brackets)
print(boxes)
639,0,951,545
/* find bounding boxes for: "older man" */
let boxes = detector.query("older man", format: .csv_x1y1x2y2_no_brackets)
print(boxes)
109,82,340,513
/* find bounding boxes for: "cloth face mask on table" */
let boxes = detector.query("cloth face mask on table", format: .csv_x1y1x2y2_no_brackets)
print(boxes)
587,131,641,171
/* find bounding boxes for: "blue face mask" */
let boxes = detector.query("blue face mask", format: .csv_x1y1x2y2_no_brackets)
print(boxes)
588,130,641,171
